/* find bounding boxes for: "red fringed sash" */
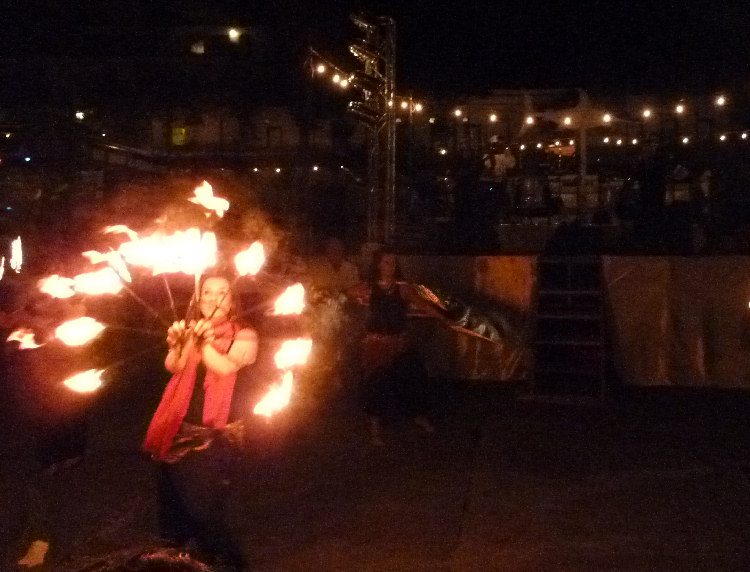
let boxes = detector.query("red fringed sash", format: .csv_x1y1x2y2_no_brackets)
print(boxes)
143,318,240,460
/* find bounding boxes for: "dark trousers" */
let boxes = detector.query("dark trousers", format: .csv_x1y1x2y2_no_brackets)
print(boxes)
156,439,245,568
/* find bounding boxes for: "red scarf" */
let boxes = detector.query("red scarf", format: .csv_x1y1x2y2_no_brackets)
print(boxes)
143,318,240,460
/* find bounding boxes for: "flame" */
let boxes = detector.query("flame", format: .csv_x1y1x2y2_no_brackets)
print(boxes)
7,328,43,349
188,181,230,217
117,228,217,276
272,283,306,315
82,250,133,283
234,241,265,276
55,317,106,346
273,338,313,369
63,369,104,393
38,274,76,298
10,236,21,273
105,225,139,241
253,370,294,417
73,267,123,295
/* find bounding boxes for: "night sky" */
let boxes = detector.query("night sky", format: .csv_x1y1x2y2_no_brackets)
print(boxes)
5,1,750,98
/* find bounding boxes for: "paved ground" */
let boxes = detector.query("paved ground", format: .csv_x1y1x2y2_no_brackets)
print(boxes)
4,357,750,571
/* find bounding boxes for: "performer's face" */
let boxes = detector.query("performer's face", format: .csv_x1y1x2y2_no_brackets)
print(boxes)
378,253,397,280
200,277,232,319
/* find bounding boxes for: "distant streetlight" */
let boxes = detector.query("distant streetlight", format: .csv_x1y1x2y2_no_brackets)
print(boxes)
642,108,652,119
489,113,497,122
602,113,612,123
525,116,535,125
228,28,241,42
675,104,685,114
414,103,423,112
715,95,726,107
454,108,462,117
563,116,572,125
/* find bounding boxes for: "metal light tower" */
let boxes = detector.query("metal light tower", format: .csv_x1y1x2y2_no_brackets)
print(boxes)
347,13,397,244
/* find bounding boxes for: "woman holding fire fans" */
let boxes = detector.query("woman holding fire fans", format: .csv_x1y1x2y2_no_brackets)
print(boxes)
143,269,257,569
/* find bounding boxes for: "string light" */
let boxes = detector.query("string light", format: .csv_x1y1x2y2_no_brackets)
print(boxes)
520,144,526,150
454,108,462,117
563,116,572,125
400,100,409,109
603,137,610,143
414,103,423,112
682,136,689,144
569,139,575,146
489,113,497,122
716,95,726,106
525,116,535,125
536,142,542,148
642,109,652,119
675,104,685,114
632,138,638,145
743,133,748,140
316,64,326,74
720,134,727,141
602,113,612,123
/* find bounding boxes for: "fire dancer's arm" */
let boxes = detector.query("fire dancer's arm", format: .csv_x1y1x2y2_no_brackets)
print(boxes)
164,320,194,373
200,326,259,376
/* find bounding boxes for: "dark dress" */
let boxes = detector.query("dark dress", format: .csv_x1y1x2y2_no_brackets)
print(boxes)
360,282,433,422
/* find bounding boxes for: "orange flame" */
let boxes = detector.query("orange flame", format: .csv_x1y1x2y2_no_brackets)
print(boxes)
73,267,123,295
7,328,43,349
63,369,104,393
117,228,217,276
189,181,230,217
104,225,139,241
82,250,132,283
253,370,294,417
10,236,22,273
38,275,76,298
55,317,106,346
273,338,313,369
273,283,306,315
234,241,265,276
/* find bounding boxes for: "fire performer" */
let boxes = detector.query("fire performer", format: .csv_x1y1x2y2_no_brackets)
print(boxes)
143,270,257,568
349,247,447,447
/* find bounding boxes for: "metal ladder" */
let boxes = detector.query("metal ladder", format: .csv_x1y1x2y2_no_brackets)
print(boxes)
524,255,609,405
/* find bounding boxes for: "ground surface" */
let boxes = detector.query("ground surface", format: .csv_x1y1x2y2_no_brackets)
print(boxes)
3,355,750,571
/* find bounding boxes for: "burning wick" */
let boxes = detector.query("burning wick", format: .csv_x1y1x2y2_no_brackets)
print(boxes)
38,274,76,299
63,369,104,393
272,283,306,315
10,236,22,273
234,241,266,277
55,317,106,346
189,181,230,218
7,328,43,349
254,370,294,417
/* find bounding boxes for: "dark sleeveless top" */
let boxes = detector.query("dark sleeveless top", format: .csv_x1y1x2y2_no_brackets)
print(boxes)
366,282,408,335
183,338,240,426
